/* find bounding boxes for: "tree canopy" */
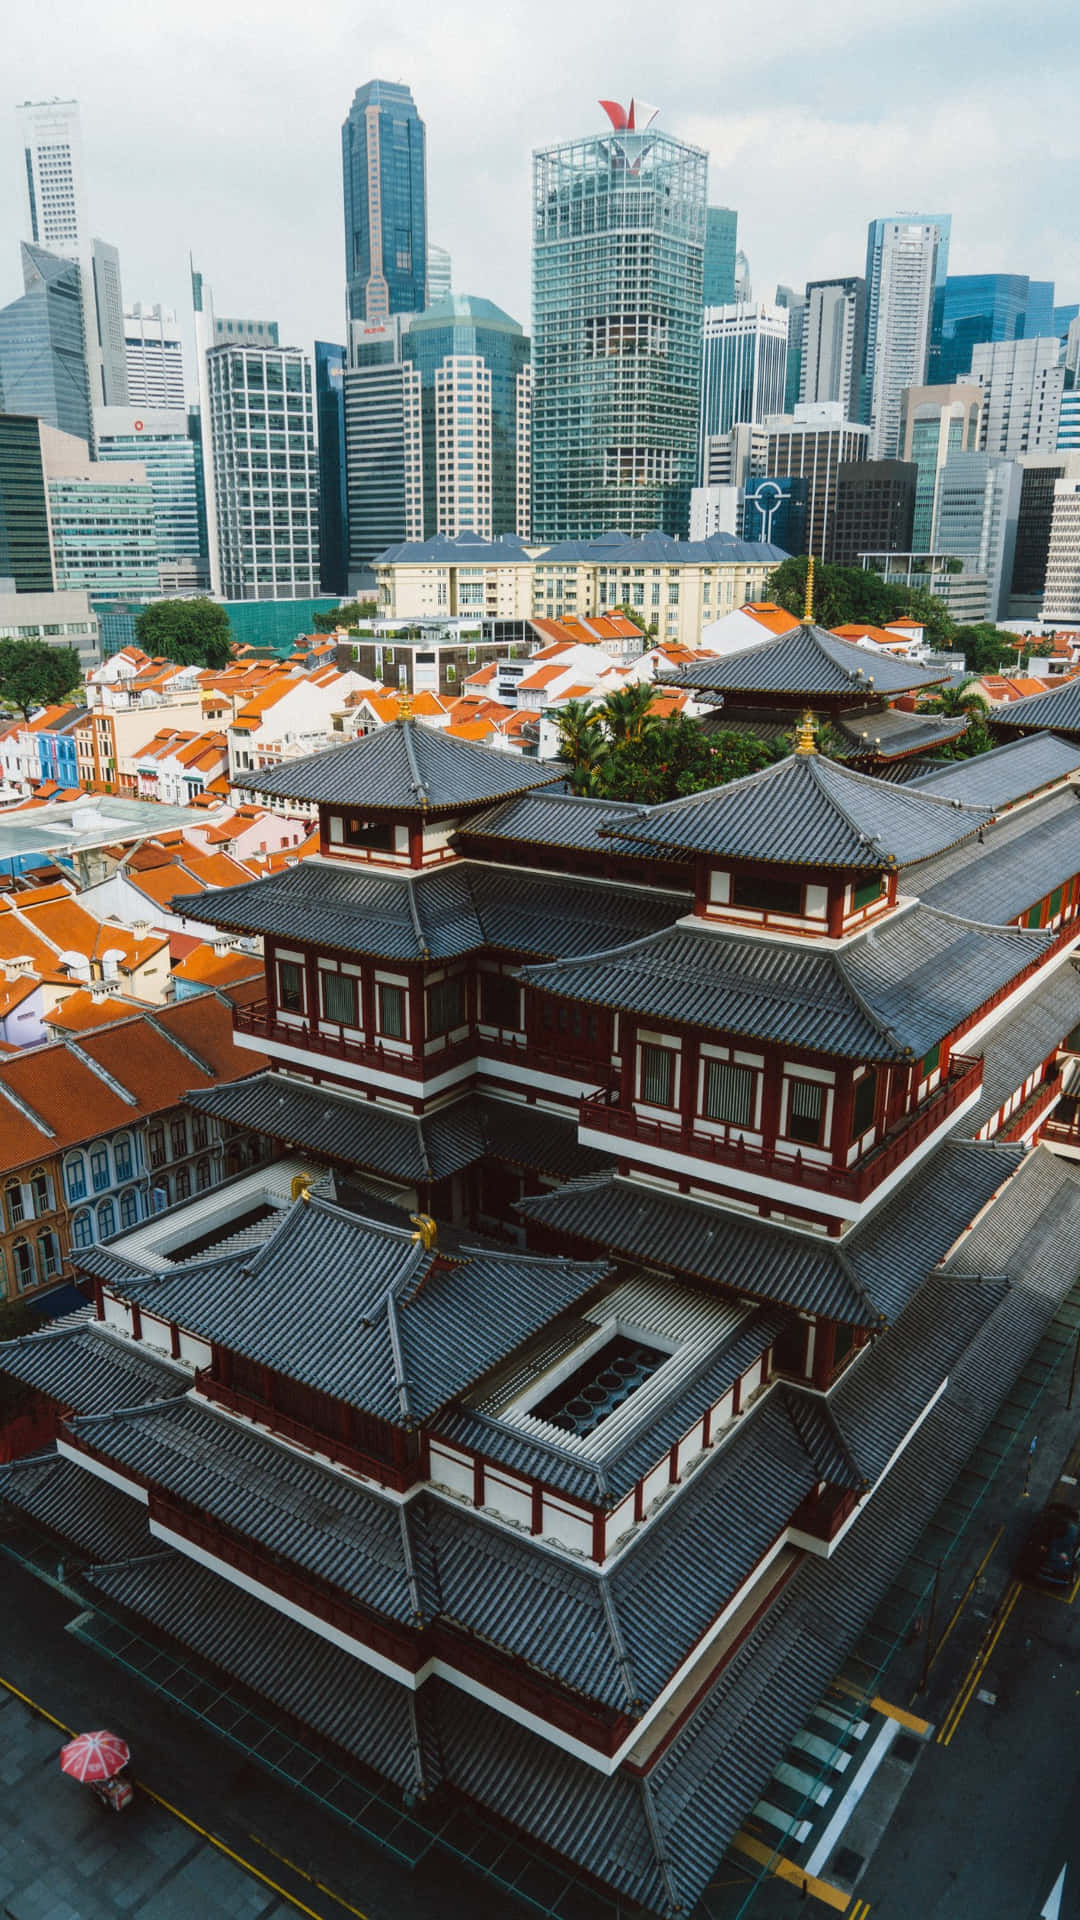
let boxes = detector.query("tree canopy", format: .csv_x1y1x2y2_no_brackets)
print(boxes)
313,600,378,632
765,556,956,650
555,687,773,803
135,598,234,669
0,638,83,723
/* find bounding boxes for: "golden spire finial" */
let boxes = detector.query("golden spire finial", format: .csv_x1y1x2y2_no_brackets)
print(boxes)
397,679,412,722
794,709,818,755
802,554,815,626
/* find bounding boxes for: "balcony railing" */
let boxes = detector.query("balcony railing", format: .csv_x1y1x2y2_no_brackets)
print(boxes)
996,1070,1065,1144
580,1053,984,1206
233,999,474,1082
479,1031,618,1089
1042,1091,1080,1148
193,1369,417,1492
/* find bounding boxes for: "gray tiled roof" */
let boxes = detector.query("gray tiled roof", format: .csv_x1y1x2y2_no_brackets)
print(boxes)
185,1075,611,1185
517,1137,1025,1327
0,1320,188,1415
905,787,1080,925
84,1552,438,1796
600,751,988,868
833,704,970,760
911,730,1080,808
234,719,564,811
69,1396,426,1622
990,678,1080,738
533,529,788,566
173,857,689,963
0,1451,153,1563
519,905,1050,1060
460,790,660,858
959,961,1080,1135
667,624,945,699
107,1194,607,1425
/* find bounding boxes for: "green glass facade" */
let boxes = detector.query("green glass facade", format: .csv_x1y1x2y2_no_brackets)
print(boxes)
48,471,158,596
703,208,737,307
0,414,54,592
404,296,530,537
531,123,706,541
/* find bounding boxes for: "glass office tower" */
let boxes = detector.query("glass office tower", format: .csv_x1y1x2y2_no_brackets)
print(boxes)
404,296,531,538
315,342,348,595
0,245,92,442
342,81,427,324
0,414,55,592
531,112,707,541
939,274,1029,383
93,408,209,594
703,208,737,307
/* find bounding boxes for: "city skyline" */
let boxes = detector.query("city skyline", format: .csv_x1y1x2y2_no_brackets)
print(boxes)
4,0,1079,387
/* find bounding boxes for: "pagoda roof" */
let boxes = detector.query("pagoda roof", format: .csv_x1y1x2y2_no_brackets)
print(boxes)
234,719,564,813
184,1075,610,1186
667,623,946,700
599,750,989,870
101,1191,608,1426
911,730,1080,808
0,1451,153,1564
518,904,1051,1061
702,703,970,762
460,789,657,858
989,677,1080,739
905,786,1080,925
173,857,689,963
959,959,1080,1136
0,1317,187,1417
516,1137,1026,1326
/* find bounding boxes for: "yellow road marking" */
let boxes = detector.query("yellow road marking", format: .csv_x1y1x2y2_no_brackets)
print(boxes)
936,1580,1022,1746
729,1830,851,1909
866,1697,931,1735
0,1671,347,1920
847,1901,872,1918
913,1525,1004,1696
249,1836,373,1917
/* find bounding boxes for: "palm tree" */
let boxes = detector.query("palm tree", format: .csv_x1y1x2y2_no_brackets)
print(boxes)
916,685,984,718
554,700,609,794
599,682,658,749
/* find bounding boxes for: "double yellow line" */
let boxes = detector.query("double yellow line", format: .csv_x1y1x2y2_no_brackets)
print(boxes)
847,1900,872,1919
936,1578,1022,1746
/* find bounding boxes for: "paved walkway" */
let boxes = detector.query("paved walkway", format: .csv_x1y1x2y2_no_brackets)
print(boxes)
0,1691,294,1920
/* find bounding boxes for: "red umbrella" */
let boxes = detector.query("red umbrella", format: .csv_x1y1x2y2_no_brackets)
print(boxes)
59,1731,130,1783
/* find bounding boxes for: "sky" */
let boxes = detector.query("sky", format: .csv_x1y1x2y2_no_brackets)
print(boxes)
4,0,1080,391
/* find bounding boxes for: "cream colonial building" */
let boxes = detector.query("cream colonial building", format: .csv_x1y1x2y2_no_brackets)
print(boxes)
374,529,787,648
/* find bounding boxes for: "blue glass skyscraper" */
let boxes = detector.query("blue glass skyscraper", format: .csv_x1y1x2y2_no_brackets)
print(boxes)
342,81,427,325
939,274,1028,383
315,342,347,594
703,209,737,307
0,244,92,441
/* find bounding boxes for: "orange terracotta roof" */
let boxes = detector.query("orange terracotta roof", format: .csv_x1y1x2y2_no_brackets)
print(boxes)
464,662,498,686
518,664,567,691
527,640,576,661
742,602,799,635
130,863,206,905
559,683,597,701
171,946,263,988
0,975,40,1018
260,832,320,872
885,618,925,631
179,850,256,888
43,991,140,1033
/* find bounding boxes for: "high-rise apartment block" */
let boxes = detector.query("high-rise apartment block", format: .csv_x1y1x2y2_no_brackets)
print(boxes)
342,81,427,325
124,305,185,409
801,277,866,419
16,98,126,407
93,408,209,595
1009,455,1080,621
0,246,93,444
1043,478,1080,625
205,338,319,600
700,303,788,460
763,402,869,558
863,215,950,458
829,460,916,567
971,337,1065,456
531,104,706,541
901,382,983,551
703,208,738,307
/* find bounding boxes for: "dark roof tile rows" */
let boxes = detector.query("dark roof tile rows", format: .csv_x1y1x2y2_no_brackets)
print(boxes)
668,624,945,700
911,730,1080,808
959,960,1080,1134
0,1319,188,1415
904,787,1080,925
990,678,1080,737
519,906,1050,1061
235,719,564,812
0,1451,154,1562
600,751,988,869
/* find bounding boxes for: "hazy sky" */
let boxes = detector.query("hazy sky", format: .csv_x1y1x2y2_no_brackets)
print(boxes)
5,0,1079,391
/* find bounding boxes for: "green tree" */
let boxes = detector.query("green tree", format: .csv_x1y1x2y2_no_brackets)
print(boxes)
765,556,956,650
136,598,233,670
931,708,997,760
950,623,1017,675
0,638,82,722
599,683,658,748
313,599,378,632
555,701,609,794
916,686,984,719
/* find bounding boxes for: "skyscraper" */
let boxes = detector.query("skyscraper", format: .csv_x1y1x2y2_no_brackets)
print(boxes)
939,274,1030,384
531,101,707,541
40,423,158,598
16,98,126,408
971,337,1065,456
343,321,422,584
404,296,531,539
775,287,806,413
0,413,55,592
427,244,452,306
863,215,950,457
829,460,916,567
700,303,789,458
801,277,866,419
0,245,92,442
933,451,1021,622
703,208,738,307
763,402,869,558
315,342,348,596
124,304,185,408
900,382,983,551
342,81,427,325
94,407,209,594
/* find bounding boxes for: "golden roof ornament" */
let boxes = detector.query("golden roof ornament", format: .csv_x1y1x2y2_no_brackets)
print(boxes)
397,680,413,721
794,709,818,755
801,554,815,626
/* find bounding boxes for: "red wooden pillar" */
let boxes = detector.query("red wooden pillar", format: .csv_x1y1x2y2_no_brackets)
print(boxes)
303,945,319,1030
812,1321,837,1389
760,1055,782,1156
679,1034,697,1136
620,1020,636,1107
826,882,846,940
409,971,426,1061
833,1069,856,1168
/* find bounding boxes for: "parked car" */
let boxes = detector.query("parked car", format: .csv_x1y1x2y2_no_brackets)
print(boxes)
1018,1501,1080,1589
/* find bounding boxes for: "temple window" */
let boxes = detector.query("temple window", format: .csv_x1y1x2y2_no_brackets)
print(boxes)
320,970,358,1025
428,975,466,1036
731,872,804,917
340,816,395,853
637,1039,678,1109
851,1070,877,1140
783,1075,828,1148
480,970,520,1029
853,876,885,912
701,1057,756,1128
276,959,305,1013
377,981,407,1040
